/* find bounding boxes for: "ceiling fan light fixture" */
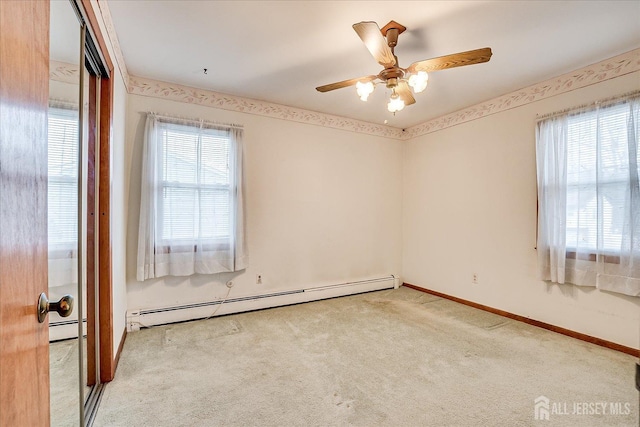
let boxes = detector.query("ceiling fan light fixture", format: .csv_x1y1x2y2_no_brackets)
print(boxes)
387,91,405,113
356,81,374,101
316,20,492,114
408,71,429,93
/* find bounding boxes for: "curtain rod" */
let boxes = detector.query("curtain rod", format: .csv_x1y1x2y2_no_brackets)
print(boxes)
536,90,640,122
147,111,244,130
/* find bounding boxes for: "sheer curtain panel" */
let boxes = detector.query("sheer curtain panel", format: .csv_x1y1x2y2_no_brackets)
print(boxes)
137,114,247,280
536,94,640,297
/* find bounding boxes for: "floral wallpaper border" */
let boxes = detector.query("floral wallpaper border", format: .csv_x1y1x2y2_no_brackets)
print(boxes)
128,76,405,139
50,60,80,84
89,3,640,141
404,49,640,139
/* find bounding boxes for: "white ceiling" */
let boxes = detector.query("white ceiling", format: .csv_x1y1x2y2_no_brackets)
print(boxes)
106,0,640,129
50,0,81,64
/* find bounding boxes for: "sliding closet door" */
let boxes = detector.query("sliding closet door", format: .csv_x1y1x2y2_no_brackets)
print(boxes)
48,1,109,424
48,0,84,424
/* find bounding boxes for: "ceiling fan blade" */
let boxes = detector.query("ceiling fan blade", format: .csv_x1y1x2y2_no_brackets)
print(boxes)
396,80,416,106
406,47,492,74
352,21,396,68
315,75,377,93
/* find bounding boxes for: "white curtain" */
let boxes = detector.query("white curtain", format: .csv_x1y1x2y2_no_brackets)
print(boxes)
536,95,640,297
137,114,247,280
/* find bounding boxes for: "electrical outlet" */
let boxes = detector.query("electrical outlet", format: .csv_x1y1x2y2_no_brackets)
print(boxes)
472,273,478,284
126,311,141,332
256,274,262,284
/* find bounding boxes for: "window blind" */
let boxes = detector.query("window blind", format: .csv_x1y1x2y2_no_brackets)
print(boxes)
158,122,231,243
566,102,635,252
48,107,78,249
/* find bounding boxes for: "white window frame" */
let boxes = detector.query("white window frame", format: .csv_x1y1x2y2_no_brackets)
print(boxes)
155,121,233,252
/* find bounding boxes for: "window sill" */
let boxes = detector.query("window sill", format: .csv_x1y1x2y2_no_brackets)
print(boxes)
48,247,76,260
566,250,620,265
154,242,230,254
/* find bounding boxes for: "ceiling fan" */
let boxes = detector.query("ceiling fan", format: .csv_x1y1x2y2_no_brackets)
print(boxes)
316,20,492,113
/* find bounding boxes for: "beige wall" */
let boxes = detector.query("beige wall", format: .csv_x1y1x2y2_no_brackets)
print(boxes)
402,71,640,349
111,68,128,353
91,1,638,350
124,94,404,311
122,71,640,349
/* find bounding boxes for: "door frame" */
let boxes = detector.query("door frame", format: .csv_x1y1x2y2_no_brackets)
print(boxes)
75,0,117,383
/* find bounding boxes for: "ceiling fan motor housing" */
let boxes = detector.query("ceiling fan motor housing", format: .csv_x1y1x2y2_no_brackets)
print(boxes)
380,69,405,88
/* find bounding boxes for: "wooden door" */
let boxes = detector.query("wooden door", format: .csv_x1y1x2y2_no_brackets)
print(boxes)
0,1,51,425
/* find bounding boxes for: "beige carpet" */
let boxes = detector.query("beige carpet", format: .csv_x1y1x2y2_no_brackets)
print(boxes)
50,339,81,427
94,287,639,426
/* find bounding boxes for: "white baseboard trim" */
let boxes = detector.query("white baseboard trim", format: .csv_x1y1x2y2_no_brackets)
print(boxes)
127,275,400,332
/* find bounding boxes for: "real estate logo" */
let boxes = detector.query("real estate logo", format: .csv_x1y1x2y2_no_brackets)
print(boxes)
533,395,632,421
534,396,550,420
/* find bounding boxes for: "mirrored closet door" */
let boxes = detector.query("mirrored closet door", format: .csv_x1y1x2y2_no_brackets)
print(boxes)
48,0,107,424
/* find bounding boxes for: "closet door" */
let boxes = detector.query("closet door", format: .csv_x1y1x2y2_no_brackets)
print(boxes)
49,1,108,424
48,0,88,424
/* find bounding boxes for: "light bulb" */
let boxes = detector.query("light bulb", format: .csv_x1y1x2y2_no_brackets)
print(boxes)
408,71,429,93
356,81,374,101
387,92,405,113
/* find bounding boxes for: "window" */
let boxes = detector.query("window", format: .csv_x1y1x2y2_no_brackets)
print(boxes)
137,114,247,280
565,103,632,257
159,122,231,246
48,107,78,252
535,94,639,297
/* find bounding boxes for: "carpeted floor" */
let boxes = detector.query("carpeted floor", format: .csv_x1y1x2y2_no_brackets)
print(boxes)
50,339,81,426
93,286,639,426
50,338,92,427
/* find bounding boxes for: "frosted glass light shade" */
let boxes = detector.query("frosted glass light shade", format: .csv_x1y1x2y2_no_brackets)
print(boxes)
408,71,429,93
387,93,405,113
356,81,374,101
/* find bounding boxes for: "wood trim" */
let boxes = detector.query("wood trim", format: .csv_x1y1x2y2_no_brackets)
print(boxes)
112,328,127,378
403,283,640,357
86,73,98,387
98,73,114,382
78,0,116,383
80,0,113,73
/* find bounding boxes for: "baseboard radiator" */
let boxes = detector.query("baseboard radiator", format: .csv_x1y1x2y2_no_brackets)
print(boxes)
49,318,87,342
127,275,399,331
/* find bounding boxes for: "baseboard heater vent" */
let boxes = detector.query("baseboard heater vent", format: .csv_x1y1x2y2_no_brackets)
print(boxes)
139,289,304,316
127,275,398,331
49,318,87,342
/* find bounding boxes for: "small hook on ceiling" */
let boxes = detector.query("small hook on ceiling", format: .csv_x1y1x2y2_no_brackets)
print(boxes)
203,68,208,75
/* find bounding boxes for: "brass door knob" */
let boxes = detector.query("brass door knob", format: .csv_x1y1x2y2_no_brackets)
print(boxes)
37,293,74,323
